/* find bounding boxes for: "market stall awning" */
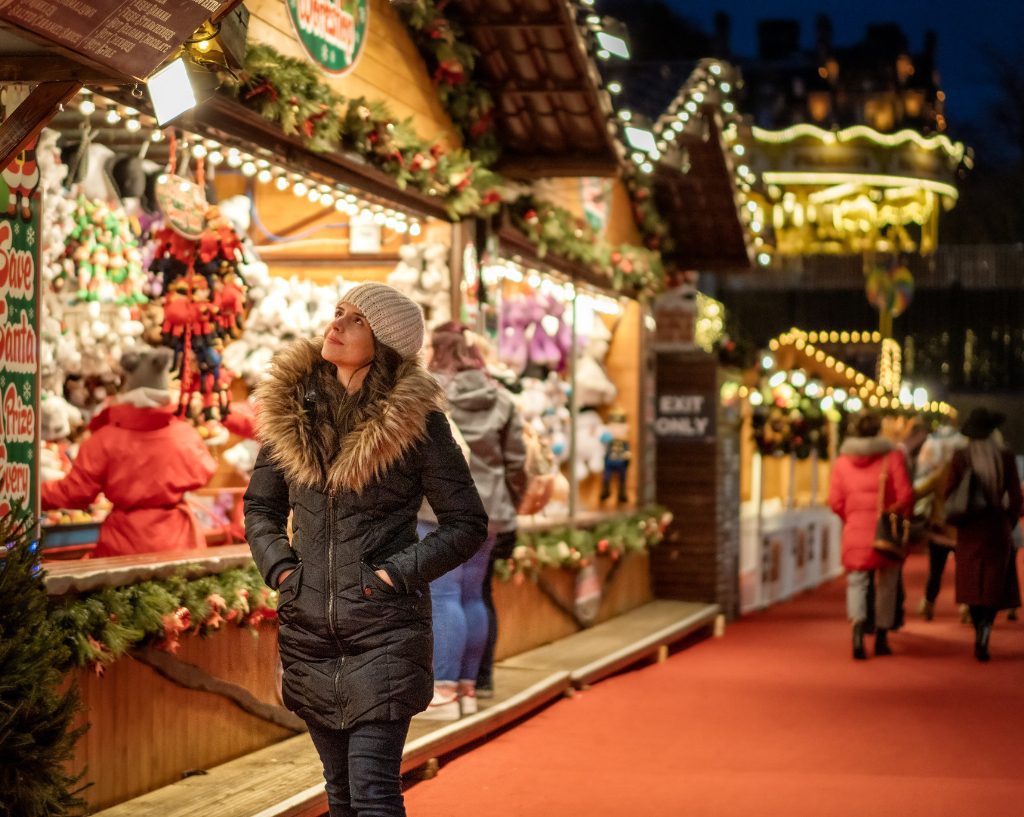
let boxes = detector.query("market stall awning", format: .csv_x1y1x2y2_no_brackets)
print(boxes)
451,0,622,178
0,1,246,166
492,213,620,295
653,116,751,271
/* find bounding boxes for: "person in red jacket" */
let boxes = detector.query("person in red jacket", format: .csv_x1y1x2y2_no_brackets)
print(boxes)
42,348,217,558
828,411,913,659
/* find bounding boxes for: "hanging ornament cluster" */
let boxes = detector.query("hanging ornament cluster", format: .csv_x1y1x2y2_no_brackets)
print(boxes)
865,262,914,318
59,197,147,305
149,133,250,423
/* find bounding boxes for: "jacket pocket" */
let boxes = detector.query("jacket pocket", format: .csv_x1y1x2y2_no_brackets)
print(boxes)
277,561,304,615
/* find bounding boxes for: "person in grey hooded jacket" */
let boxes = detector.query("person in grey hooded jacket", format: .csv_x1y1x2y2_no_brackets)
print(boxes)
418,323,527,718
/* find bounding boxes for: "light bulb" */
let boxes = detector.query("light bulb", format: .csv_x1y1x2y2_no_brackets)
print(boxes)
257,169,273,184
241,161,257,177
105,108,121,124
275,175,289,191
191,143,207,159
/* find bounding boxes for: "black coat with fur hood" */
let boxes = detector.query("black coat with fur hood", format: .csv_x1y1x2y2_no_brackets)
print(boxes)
243,338,488,730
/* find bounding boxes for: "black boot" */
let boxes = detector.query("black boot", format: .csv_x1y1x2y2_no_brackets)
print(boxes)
975,623,992,662
852,622,867,660
875,628,893,656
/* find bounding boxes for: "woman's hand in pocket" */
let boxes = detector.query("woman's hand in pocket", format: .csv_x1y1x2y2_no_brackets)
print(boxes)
374,569,394,589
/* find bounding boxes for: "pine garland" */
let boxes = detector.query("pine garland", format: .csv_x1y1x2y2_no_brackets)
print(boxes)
513,197,667,296
48,564,279,673
495,508,673,581
220,44,504,220
394,4,673,266
393,0,501,165
0,510,87,817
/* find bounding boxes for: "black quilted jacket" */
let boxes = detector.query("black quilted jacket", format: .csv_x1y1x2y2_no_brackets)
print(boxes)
243,339,487,729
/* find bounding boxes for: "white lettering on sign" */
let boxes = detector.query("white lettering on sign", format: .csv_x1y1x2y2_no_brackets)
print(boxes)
658,394,705,414
0,308,38,374
0,440,31,512
0,221,35,301
2,383,34,444
654,416,710,437
656,393,714,439
297,0,356,58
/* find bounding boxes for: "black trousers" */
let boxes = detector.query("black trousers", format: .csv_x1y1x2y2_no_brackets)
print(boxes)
925,543,954,604
477,529,516,688
476,553,497,688
306,719,411,817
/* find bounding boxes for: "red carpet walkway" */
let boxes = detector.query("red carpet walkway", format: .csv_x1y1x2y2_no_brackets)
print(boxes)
405,553,1024,817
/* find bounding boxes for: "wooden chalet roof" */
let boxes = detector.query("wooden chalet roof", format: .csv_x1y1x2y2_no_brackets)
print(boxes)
623,59,751,272
451,0,622,178
654,114,751,271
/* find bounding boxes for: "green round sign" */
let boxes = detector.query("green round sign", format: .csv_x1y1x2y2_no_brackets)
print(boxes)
286,0,369,75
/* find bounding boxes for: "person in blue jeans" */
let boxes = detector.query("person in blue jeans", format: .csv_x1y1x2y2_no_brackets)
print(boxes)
419,323,527,719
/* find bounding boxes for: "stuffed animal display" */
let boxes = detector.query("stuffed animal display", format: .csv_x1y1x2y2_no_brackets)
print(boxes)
387,243,451,327
37,133,149,418
221,260,346,385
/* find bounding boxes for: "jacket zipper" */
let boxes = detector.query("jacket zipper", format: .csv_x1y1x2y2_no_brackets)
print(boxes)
326,488,345,727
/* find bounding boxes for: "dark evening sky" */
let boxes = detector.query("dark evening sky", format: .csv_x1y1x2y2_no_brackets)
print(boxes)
662,0,1024,134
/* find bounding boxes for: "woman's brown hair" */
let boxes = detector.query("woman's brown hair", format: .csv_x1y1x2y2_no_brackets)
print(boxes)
429,322,486,375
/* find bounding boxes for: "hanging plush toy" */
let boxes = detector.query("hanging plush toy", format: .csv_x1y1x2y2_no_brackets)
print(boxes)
149,135,249,425
2,142,39,220
600,408,631,505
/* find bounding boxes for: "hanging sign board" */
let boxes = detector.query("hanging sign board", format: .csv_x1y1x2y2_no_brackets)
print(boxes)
0,136,41,519
286,0,369,75
654,393,716,442
0,0,238,80
580,177,611,236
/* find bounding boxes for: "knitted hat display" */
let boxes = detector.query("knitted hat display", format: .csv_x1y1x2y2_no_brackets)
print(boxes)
342,282,425,360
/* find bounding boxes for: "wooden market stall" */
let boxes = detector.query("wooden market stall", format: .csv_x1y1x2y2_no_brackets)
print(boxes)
3,2,706,813
737,327,956,612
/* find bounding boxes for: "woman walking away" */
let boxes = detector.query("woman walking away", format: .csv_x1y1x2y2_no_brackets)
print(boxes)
244,284,488,817
418,323,527,718
944,408,1022,662
829,411,913,660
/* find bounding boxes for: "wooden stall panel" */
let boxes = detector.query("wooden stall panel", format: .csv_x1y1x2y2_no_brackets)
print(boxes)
68,627,291,813
493,551,651,660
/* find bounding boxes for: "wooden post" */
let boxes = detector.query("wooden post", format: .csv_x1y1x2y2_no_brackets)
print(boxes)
0,81,81,168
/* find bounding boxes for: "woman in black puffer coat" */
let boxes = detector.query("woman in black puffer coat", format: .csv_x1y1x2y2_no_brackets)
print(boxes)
244,283,487,817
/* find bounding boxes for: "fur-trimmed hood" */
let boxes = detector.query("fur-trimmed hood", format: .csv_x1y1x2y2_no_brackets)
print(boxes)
839,435,894,462
254,337,444,494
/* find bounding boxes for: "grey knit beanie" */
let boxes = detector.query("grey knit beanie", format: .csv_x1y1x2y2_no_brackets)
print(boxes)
342,282,425,360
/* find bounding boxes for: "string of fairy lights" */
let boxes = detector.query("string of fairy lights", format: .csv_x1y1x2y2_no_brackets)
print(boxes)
737,328,955,418
70,89,425,237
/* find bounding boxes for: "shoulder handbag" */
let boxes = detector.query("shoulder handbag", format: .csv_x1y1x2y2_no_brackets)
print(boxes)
873,456,911,560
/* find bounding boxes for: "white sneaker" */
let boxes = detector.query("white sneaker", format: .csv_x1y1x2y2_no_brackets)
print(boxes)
458,680,478,716
419,685,460,721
